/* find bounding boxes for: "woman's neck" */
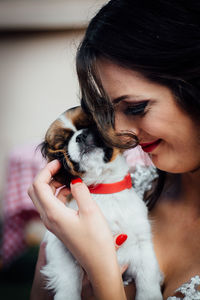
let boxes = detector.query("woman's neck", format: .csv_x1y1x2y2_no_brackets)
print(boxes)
180,169,200,206
160,168,200,214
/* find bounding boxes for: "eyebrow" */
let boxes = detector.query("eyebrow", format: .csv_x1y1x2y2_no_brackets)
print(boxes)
112,94,148,104
112,95,130,104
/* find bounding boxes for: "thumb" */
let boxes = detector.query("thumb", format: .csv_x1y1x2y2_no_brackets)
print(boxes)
70,178,95,213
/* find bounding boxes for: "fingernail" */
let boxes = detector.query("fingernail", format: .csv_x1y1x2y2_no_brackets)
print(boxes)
116,234,128,246
71,178,83,185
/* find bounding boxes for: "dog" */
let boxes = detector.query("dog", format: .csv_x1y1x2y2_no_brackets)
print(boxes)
40,106,163,300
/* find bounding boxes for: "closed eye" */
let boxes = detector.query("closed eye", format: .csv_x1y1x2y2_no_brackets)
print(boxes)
124,101,149,116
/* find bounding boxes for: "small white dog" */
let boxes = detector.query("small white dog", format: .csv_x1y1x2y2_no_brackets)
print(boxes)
41,106,163,300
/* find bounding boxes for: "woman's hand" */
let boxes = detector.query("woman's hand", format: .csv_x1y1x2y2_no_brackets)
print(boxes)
81,272,136,300
28,160,126,300
81,236,136,300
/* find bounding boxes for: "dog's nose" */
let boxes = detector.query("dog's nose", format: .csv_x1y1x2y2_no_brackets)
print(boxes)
76,129,89,144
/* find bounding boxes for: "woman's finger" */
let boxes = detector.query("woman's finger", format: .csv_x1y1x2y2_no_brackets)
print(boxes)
57,187,71,204
70,179,96,214
120,264,128,274
28,162,61,214
28,183,44,214
49,179,64,195
114,234,128,250
35,160,61,184
32,160,64,209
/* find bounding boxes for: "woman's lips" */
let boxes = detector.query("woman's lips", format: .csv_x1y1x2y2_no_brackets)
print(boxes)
140,139,162,153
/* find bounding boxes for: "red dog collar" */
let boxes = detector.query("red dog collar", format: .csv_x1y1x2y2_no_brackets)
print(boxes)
88,173,132,194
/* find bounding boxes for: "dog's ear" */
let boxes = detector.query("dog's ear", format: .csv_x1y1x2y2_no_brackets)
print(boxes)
40,106,88,187
68,104,94,130
53,167,77,188
40,140,49,159
39,140,64,163
39,140,76,188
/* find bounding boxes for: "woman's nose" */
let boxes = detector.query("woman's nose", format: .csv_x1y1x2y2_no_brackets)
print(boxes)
115,113,140,137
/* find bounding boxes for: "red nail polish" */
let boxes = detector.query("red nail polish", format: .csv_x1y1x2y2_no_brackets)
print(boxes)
71,178,83,185
116,234,128,246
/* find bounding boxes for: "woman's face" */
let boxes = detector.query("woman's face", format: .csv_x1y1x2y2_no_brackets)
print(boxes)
97,59,200,173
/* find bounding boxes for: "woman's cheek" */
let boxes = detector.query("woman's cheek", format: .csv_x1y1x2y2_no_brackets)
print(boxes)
114,112,136,133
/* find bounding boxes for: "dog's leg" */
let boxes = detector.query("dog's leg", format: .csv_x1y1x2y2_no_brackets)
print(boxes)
43,250,83,300
42,233,83,300
128,241,163,300
53,260,83,300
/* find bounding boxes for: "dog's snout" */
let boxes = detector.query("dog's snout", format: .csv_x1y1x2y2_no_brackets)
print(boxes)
76,133,86,144
76,129,90,144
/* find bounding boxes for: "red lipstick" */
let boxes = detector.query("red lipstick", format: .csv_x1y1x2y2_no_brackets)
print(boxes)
140,139,161,153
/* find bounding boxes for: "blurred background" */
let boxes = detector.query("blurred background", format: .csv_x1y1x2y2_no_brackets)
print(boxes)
0,1,107,298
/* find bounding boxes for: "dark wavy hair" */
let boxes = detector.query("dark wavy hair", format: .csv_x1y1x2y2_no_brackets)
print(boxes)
76,0,200,209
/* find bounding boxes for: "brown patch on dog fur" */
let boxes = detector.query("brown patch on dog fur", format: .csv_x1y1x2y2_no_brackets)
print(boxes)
45,106,93,148
109,148,121,162
44,105,91,146
47,120,72,144
42,106,123,186
68,106,94,129
44,107,92,175
41,106,91,186
47,148,73,169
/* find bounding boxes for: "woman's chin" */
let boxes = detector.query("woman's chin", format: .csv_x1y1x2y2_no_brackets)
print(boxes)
150,154,180,173
151,154,200,174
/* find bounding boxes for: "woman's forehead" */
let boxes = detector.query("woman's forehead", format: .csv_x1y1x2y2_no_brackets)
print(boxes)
96,58,169,101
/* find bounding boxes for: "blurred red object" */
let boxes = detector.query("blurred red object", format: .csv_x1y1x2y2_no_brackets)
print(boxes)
2,143,46,266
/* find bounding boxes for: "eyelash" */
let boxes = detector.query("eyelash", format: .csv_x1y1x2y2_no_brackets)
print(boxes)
124,101,149,116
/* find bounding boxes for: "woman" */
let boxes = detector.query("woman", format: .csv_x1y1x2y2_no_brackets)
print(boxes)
29,0,200,299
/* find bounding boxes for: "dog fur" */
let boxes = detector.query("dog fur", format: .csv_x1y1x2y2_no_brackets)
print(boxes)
41,106,163,300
